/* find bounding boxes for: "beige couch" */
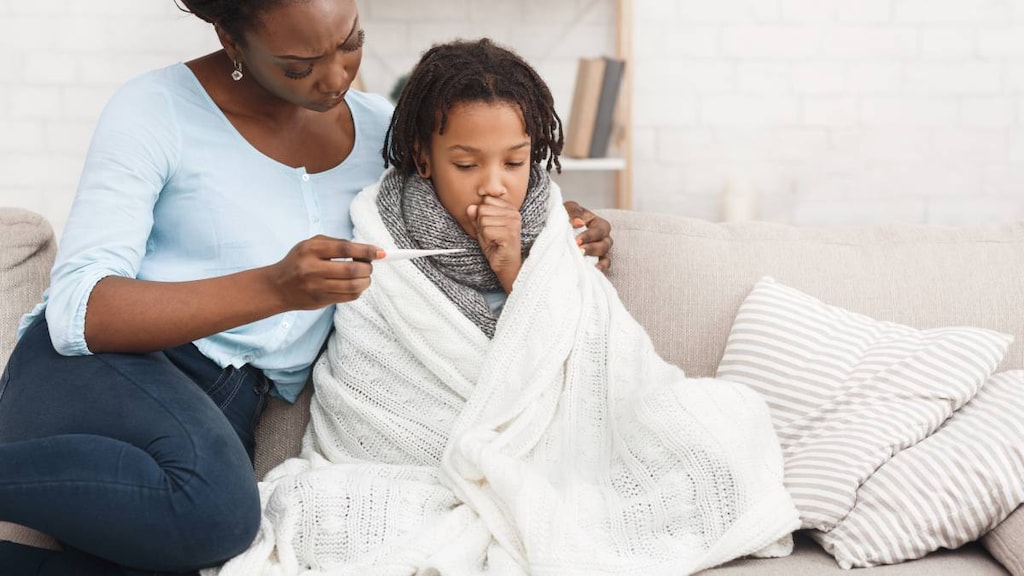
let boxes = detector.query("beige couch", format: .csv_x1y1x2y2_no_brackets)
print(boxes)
2,206,1022,575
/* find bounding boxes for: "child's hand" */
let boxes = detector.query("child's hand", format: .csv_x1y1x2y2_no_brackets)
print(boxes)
466,192,522,293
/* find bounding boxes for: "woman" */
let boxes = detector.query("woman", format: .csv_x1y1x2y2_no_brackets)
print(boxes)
0,1,612,574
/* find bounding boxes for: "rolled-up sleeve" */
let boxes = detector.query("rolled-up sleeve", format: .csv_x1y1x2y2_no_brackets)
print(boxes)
45,77,180,355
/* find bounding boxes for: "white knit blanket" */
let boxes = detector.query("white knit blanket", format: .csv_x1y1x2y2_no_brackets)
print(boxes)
209,180,799,576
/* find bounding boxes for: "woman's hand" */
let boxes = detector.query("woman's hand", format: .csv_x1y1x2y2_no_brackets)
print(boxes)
564,201,613,272
467,192,522,293
267,235,384,310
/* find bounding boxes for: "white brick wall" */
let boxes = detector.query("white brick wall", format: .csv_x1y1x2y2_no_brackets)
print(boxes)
0,0,617,236
2,0,1022,236
634,0,1024,224
0,2,218,235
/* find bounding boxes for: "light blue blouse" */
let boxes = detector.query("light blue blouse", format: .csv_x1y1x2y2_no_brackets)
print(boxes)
19,63,394,402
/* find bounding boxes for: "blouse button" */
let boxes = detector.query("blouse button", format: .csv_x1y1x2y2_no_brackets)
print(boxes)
301,174,310,182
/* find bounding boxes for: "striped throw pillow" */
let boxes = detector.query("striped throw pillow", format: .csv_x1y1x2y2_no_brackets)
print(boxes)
715,277,1012,534
814,370,1024,568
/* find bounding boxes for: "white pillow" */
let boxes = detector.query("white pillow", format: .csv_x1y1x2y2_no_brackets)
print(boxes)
715,277,1013,534
814,369,1024,568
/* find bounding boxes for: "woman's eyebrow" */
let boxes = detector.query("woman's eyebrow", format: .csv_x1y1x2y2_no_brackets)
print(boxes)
274,17,361,61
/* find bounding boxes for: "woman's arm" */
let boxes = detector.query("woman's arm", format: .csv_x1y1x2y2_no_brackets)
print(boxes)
84,237,380,353
46,73,382,355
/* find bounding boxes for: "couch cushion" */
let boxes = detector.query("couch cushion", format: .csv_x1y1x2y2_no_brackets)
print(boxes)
699,532,1007,575
255,386,312,479
987,506,1024,576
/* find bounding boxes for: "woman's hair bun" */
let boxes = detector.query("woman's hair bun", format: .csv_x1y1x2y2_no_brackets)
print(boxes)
175,0,274,40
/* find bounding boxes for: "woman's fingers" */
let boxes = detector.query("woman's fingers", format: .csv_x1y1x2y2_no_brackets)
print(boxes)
564,200,587,224
573,212,612,248
323,259,373,279
564,202,613,272
323,276,373,299
312,236,384,262
581,234,613,257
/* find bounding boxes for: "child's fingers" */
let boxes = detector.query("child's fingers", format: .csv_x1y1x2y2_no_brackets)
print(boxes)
472,200,521,247
478,194,516,210
475,216,518,232
466,204,480,232
474,202,518,217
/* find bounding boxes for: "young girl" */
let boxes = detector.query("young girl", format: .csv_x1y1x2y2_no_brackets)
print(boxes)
209,39,798,576
375,37,568,336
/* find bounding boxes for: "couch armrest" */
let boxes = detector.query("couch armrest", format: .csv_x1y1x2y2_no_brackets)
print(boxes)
0,208,59,550
0,208,56,370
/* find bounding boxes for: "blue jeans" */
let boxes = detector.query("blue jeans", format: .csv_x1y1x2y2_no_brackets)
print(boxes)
0,317,271,574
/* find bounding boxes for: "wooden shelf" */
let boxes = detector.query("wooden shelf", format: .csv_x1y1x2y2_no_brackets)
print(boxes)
559,157,627,171
615,0,633,210
557,0,633,208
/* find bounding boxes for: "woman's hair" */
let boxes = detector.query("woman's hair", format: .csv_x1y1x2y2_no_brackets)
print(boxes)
384,38,564,175
174,0,288,43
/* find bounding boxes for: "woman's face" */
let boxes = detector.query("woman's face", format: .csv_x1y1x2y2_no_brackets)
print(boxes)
421,100,533,237
232,0,364,112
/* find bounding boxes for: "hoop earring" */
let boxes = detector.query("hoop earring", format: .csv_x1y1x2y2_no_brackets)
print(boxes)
231,60,243,82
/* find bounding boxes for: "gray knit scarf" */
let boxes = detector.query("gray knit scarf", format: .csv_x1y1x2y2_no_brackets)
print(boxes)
376,164,551,338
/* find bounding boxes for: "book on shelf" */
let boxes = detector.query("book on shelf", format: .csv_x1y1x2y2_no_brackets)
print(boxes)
564,56,626,159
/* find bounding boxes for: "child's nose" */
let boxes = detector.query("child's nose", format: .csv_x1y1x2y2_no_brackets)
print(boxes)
478,169,507,198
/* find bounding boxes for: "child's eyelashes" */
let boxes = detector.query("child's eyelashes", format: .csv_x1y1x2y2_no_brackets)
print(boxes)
451,161,527,171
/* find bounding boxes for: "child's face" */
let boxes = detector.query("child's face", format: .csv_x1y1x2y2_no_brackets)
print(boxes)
421,101,532,237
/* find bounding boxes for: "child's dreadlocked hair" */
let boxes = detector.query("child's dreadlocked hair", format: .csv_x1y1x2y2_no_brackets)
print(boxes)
383,38,563,175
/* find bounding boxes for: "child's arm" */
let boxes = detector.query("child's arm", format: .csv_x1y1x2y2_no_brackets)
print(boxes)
466,192,522,293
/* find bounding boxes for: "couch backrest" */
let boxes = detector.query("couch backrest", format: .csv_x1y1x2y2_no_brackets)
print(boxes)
7,207,1023,479
602,209,1024,378
0,208,56,371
